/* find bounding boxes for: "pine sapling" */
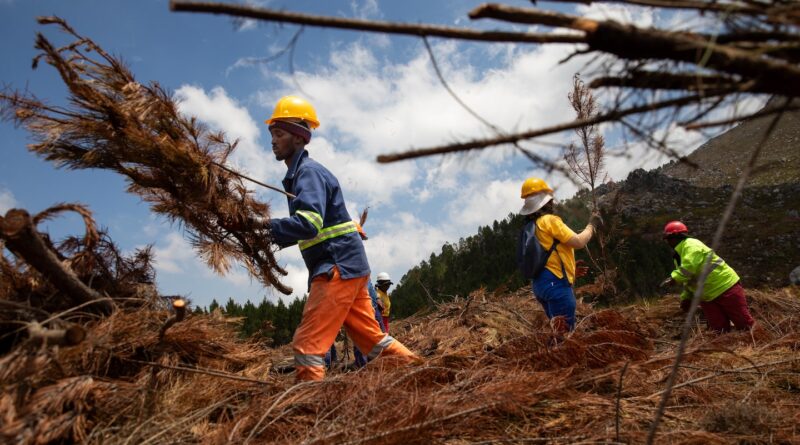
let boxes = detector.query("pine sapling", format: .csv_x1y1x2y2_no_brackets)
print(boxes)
564,75,616,297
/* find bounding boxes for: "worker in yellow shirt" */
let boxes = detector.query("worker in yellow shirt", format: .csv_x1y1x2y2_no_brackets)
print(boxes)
375,272,392,333
517,177,602,333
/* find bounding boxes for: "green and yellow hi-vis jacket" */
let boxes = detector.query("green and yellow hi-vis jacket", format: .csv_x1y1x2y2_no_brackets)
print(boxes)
671,238,740,302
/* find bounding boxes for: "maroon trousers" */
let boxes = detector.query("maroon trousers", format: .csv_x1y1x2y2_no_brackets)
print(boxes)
700,282,755,332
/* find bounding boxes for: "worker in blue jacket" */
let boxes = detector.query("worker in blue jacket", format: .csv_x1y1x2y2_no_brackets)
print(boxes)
266,95,418,381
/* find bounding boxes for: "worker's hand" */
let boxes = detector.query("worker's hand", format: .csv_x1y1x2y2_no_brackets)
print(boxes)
376,301,385,312
659,277,674,288
575,260,589,278
588,212,604,231
680,299,691,313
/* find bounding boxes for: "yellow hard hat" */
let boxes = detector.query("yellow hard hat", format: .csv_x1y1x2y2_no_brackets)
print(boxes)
265,95,320,129
520,177,553,198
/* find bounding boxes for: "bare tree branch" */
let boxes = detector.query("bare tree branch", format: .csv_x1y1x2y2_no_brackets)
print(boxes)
590,71,743,92
542,0,769,16
470,4,800,96
681,101,800,129
377,91,729,162
169,1,585,44
421,36,576,177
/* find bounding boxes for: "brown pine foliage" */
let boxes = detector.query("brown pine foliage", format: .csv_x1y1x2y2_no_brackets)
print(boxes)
0,17,291,295
0,203,155,350
2,286,799,444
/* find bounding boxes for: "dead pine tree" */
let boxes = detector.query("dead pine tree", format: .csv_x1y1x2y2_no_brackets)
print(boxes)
563,74,615,296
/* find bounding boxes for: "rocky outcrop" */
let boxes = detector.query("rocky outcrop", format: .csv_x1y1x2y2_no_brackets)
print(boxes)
598,168,800,288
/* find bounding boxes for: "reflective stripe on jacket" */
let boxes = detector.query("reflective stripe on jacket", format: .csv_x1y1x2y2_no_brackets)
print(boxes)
671,237,739,302
269,149,369,286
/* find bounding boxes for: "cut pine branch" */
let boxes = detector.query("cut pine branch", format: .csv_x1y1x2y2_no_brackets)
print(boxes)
0,209,113,314
0,17,292,294
27,322,87,347
158,298,187,341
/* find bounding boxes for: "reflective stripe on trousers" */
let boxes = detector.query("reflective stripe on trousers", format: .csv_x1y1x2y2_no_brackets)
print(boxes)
295,353,326,368
367,334,395,360
292,266,418,381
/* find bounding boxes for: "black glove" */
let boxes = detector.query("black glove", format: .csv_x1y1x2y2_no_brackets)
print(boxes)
589,212,604,231
659,277,674,288
680,299,691,313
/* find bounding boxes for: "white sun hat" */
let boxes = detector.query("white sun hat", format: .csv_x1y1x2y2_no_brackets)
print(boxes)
519,192,553,215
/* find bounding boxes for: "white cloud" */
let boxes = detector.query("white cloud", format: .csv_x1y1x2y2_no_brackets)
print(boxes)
304,136,417,205
174,85,282,185
0,188,18,213
350,0,380,19
269,40,575,153
578,2,655,27
445,179,520,231
364,211,450,276
152,232,196,274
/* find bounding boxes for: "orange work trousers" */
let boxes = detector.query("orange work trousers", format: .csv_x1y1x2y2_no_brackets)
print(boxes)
293,266,418,381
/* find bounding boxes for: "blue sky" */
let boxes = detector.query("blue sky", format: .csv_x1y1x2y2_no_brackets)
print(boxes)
1,0,727,308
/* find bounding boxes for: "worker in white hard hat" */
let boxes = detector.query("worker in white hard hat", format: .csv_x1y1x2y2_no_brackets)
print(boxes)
375,272,393,333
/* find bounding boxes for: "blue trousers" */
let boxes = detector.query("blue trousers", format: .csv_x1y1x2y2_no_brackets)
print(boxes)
532,269,576,331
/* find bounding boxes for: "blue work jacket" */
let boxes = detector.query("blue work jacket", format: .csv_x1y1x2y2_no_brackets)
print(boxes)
269,149,370,287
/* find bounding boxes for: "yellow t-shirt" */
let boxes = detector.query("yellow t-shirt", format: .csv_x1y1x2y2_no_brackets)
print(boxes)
534,214,578,283
377,288,391,316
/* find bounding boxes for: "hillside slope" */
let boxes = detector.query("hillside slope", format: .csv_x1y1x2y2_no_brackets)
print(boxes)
392,102,800,312
661,100,800,187
604,99,800,288
598,169,800,289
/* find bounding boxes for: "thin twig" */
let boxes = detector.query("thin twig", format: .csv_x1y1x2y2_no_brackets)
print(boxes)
422,36,504,135
211,161,295,198
615,361,629,442
682,102,800,130
544,0,768,16
138,394,239,445
123,358,276,386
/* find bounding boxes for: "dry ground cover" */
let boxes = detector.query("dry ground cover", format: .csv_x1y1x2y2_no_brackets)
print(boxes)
2,285,798,444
